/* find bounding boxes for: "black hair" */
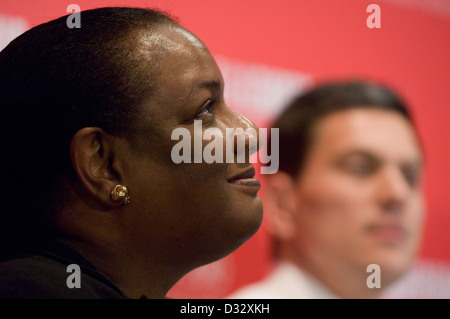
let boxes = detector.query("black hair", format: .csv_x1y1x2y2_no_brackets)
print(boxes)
270,80,413,179
0,7,178,241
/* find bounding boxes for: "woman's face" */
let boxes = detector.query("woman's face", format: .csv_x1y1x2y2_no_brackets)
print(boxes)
116,26,263,268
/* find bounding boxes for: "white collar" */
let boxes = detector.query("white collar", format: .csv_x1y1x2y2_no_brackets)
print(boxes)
228,261,338,299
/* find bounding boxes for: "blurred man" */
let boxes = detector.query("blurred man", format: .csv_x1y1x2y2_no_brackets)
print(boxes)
229,81,425,298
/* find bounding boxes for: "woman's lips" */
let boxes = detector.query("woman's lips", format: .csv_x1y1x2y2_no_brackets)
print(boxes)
227,167,261,192
229,178,261,188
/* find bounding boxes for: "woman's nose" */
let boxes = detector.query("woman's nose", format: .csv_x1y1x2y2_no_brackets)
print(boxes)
225,109,260,162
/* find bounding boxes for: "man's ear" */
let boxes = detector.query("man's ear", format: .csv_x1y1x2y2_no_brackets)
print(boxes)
264,171,299,242
70,127,123,208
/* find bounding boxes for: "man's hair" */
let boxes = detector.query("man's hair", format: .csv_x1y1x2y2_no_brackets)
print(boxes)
0,7,178,241
270,80,414,179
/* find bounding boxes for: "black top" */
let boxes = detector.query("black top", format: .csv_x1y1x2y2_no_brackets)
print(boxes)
0,238,129,299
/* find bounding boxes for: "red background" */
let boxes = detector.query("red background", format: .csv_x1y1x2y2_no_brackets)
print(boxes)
1,0,449,298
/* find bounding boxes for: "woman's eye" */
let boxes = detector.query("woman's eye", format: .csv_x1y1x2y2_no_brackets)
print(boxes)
195,99,214,118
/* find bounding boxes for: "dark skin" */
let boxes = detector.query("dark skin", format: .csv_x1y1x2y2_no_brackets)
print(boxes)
55,25,263,299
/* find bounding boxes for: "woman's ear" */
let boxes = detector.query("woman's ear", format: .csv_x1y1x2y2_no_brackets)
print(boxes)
70,127,122,208
264,171,299,242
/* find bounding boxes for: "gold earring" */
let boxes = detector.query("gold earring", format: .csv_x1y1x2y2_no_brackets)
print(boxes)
110,185,130,205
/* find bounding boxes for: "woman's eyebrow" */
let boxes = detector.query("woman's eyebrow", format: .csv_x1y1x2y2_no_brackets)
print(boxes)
188,79,222,97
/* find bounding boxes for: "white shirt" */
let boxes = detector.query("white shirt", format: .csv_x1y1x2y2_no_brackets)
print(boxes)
227,261,338,299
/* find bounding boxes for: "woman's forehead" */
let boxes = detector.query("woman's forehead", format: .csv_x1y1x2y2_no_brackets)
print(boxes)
131,29,222,127
135,24,207,57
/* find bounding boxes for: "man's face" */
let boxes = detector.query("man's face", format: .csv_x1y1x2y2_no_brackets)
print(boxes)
291,108,424,284
118,26,263,269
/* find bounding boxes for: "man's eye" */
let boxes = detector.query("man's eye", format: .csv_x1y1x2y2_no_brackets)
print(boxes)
339,159,376,177
347,163,374,176
402,167,421,188
195,99,214,118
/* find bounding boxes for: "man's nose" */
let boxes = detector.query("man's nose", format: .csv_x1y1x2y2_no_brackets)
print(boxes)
377,166,411,213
